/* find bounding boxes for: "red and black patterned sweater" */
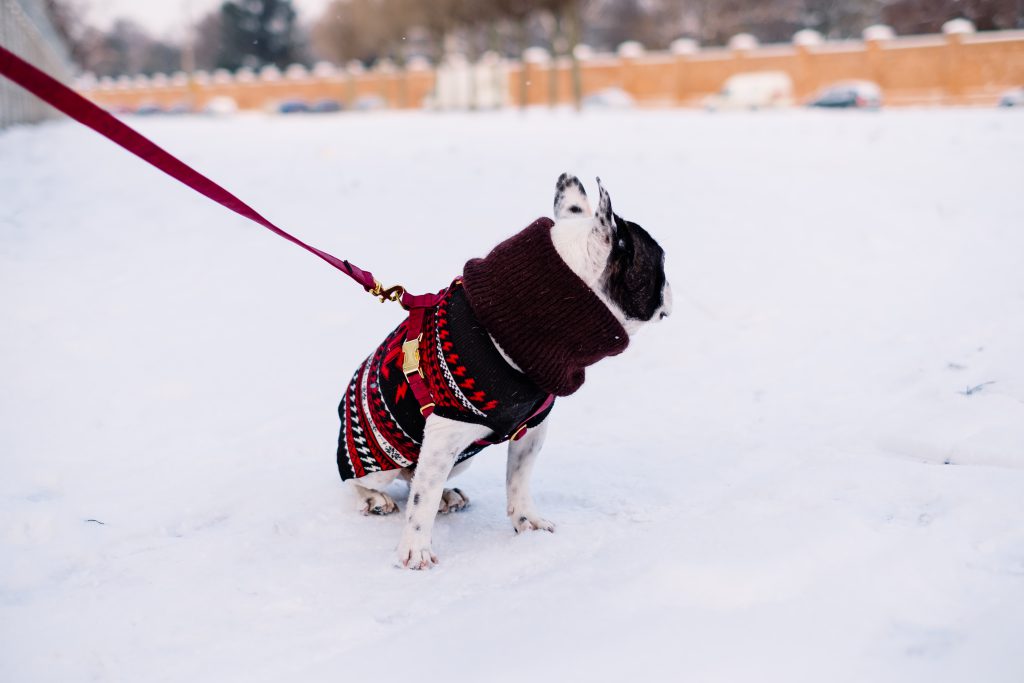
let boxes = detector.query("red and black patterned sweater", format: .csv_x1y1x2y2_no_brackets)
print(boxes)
336,217,630,482
336,281,553,481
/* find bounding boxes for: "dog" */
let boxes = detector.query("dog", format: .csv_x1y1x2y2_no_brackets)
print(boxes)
335,174,671,569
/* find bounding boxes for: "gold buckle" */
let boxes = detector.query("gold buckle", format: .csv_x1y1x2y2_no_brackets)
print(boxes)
370,280,405,304
401,336,423,377
510,424,528,441
419,402,435,415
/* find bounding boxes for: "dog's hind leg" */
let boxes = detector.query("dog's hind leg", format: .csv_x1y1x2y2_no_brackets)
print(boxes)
396,416,490,569
506,420,555,533
399,459,473,513
352,469,401,516
438,459,473,513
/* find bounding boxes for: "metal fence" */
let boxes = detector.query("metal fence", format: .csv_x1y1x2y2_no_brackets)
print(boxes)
1,0,72,128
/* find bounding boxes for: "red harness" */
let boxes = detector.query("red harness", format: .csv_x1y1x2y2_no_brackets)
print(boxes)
401,291,554,447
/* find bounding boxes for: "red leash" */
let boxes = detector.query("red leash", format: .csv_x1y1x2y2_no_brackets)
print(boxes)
1,47,553,442
0,45,441,309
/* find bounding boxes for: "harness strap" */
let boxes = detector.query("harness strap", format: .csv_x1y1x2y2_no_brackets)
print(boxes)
484,393,555,446
402,306,437,417
400,294,554,446
0,46,444,309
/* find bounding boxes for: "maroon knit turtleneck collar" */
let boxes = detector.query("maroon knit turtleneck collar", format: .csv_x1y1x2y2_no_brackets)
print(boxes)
461,217,629,396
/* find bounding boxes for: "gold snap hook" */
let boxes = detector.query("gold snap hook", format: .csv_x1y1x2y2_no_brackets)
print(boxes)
369,280,405,304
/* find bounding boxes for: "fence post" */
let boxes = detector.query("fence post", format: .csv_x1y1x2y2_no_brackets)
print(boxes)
792,29,823,101
522,47,550,107
670,38,697,106
617,41,644,101
375,59,397,108
728,33,758,78
570,43,591,110
405,56,431,110
345,61,363,108
862,25,894,95
942,19,975,105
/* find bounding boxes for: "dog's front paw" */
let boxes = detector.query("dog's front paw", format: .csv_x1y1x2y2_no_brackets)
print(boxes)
508,507,556,534
396,540,438,570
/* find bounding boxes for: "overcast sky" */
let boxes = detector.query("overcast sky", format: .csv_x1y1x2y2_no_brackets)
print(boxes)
85,0,334,37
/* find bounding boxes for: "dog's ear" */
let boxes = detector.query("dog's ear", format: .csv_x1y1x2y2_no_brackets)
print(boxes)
596,177,618,240
553,173,593,219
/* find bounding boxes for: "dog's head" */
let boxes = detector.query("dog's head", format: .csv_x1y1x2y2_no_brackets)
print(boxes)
550,173,671,334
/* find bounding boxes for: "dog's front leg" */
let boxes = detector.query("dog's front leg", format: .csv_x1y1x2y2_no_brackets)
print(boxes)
506,420,555,533
397,415,490,569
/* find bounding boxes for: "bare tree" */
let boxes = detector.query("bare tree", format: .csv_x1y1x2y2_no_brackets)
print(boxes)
193,10,223,71
489,0,543,107
313,0,407,64
584,0,677,48
43,0,90,66
798,0,881,38
882,0,1019,33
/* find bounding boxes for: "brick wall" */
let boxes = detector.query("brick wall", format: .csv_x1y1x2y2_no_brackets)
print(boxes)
78,24,1024,112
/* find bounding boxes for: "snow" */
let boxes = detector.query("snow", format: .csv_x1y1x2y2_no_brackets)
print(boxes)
1,108,1023,682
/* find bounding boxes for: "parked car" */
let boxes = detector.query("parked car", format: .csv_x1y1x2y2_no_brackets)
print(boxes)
277,99,310,114
808,80,883,109
203,96,238,116
352,95,387,111
134,102,164,116
998,87,1024,107
582,87,635,109
704,71,794,111
310,98,343,113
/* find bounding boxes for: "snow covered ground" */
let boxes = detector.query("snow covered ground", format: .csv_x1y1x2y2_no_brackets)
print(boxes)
1,108,1023,682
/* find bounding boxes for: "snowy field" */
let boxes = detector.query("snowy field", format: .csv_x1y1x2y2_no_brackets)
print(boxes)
1,108,1023,682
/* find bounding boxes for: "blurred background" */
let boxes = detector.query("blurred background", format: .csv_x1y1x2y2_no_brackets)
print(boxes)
2,0,1023,125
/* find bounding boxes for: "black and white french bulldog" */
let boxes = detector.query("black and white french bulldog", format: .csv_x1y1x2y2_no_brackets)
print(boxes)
340,174,671,569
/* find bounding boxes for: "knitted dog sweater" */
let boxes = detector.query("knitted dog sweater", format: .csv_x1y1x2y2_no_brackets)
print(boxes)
336,282,553,481
336,218,628,482
463,217,629,395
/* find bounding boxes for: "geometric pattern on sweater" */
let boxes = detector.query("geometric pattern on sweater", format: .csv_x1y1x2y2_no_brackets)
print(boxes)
336,282,554,482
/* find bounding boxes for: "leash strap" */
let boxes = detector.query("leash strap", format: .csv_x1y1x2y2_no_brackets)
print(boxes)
1,47,556,441
0,45,442,308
